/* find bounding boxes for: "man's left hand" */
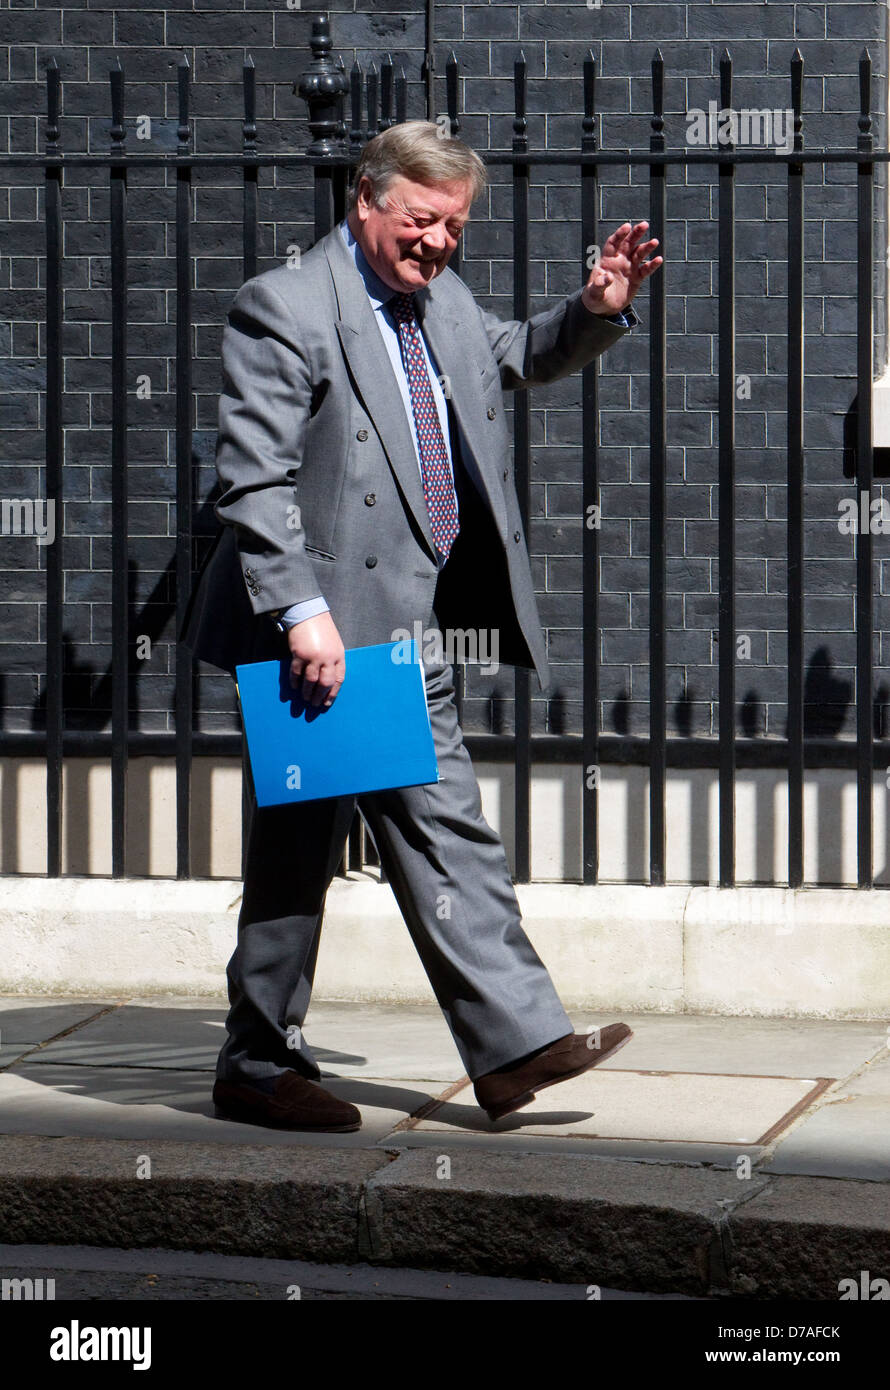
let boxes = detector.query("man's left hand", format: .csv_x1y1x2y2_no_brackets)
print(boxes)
582,221,663,316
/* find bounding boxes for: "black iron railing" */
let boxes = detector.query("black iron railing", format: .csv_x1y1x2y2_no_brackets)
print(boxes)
0,16,886,887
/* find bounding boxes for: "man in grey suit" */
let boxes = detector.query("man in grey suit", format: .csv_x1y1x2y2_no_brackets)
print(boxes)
182,120,662,1131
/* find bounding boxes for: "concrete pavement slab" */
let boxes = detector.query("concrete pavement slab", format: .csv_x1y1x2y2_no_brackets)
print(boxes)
24,1005,225,1071
22,997,465,1083
7,997,885,1084
0,1066,449,1149
580,1011,887,1077
382,1126,770,1166
835,1049,890,1096
0,997,120,1066
299,1000,465,1081
409,1069,831,1146
762,1094,890,1181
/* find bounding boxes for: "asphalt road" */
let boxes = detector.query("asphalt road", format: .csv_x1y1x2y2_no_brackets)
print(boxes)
0,1243,703,1301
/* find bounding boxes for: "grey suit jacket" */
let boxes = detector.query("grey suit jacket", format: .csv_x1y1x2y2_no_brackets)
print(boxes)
180,224,635,695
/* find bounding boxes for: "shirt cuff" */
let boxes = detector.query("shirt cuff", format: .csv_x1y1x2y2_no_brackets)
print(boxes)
603,304,640,328
275,596,330,628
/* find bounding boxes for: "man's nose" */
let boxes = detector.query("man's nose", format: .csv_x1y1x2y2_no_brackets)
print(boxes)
420,226,448,254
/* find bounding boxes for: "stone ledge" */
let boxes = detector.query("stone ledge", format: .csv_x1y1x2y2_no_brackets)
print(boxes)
1,877,890,1016
0,1134,394,1264
0,1135,887,1298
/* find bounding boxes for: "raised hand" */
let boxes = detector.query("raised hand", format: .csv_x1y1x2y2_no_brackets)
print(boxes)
581,221,663,316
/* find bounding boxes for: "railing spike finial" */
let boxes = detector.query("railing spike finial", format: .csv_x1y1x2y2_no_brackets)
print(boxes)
242,54,257,154
651,47,664,131
446,50,459,135
177,53,191,151
380,52,394,131
582,50,597,136
349,59,363,153
514,51,527,135
790,48,803,148
367,60,379,138
719,47,732,114
109,61,125,149
46,58,61,148
859,48,872,136
395,64,407,125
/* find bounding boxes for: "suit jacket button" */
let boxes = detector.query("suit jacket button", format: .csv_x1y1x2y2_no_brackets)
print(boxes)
487,407,496,420
513,530,521,542
364,493,376,506
365,555,378,568
356,428,369,441
503,468,509,479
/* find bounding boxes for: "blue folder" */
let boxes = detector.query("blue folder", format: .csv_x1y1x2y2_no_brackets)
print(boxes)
235,640,439,807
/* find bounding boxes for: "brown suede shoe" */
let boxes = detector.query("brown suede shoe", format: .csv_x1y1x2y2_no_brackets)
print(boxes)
213,1072,362,1132
473,1023,634,1122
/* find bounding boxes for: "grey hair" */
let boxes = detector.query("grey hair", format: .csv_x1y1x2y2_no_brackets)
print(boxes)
346,120,487,212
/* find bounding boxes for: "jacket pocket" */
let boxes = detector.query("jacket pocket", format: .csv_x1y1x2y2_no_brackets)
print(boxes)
303,543,337,562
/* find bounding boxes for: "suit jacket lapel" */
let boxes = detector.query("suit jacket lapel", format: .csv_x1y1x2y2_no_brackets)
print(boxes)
323,227,437,560
415,281,509,541
322,226,508,557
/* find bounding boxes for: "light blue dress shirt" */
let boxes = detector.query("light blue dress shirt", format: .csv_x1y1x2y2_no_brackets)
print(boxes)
276,219,633,629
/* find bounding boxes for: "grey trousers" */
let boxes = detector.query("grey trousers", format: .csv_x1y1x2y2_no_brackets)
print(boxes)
216,649,573,1085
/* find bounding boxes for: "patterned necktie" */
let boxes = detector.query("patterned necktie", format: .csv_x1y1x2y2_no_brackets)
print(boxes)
389,291,460,560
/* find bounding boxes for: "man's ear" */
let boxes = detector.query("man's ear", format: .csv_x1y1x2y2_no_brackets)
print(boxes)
354,175,374,220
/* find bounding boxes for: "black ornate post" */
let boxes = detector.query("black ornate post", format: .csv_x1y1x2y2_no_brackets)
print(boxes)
295,15,349,237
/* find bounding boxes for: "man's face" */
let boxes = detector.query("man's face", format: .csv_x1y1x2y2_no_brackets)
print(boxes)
349,173,472,293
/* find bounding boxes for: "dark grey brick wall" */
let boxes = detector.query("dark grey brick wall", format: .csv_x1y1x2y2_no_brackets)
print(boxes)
0,1,888,745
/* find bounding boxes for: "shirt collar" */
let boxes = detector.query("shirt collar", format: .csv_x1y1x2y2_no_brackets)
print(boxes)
339,218,401,311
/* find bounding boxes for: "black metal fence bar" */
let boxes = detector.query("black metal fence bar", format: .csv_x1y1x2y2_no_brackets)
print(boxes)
240,61,259,883
44,59,64,878
857,48,875,889
174,57,194,880
581,50,599,884
3,27,888,888
10,150,890,170
109,63,129,879
512,52,532,884
787,50,805,887
6,726,890,767
648,49,667,886
445,51,464,731
366,61,378,138
243,59,258,282
717,50,736,888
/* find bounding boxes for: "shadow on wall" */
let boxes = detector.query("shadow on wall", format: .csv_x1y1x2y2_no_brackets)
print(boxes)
25,496,222,735
542,646,889,885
